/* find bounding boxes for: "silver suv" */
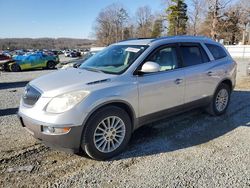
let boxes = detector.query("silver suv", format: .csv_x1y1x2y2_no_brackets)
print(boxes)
18,36,237,160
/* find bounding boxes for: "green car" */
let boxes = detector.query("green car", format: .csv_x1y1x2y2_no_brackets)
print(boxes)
3,52,59,72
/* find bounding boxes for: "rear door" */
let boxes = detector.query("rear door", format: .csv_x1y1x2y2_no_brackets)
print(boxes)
179,43,222,104
137,44,185,118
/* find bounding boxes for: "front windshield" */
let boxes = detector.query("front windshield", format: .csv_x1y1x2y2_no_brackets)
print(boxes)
80,45,148,74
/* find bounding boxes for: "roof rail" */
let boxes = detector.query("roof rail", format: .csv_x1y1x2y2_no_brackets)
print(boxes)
118,35,214,43
152,35,213,42
119,37,155,42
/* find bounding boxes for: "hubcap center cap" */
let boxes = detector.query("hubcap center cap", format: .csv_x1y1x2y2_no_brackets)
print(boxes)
106,131,113,138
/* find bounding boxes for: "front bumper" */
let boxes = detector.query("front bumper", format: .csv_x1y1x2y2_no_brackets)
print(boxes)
0,60,13,71
18,113,83,153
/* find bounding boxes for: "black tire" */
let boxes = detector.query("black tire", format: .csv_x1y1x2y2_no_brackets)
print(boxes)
10,63,21,72
47,61,55,69
2,62,10,71
206,83,231,116
81,106,132,160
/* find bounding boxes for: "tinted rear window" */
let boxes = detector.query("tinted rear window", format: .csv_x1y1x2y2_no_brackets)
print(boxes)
180,46,204,67
205,43,227,60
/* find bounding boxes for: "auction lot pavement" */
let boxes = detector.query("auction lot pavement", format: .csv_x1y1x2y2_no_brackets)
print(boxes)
0,60,250,187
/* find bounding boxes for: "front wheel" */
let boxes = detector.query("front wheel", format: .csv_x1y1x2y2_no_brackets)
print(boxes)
82,106,132,160
206,83,231,116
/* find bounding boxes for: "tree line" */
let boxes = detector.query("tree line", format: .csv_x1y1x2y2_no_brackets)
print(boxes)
0,38,94,50
94,0,250,46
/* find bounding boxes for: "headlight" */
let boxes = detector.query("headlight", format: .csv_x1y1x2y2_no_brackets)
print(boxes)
46,90,89,113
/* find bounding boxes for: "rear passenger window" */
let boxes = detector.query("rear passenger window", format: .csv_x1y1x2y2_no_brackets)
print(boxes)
205,43,227,60
180,45,206,67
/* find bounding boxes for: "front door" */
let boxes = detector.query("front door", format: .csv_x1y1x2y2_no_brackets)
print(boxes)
137,44,185,119
30,54,44,68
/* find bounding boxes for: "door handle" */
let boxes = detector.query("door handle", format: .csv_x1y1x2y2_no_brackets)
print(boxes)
175,78,183,85
207,71,213,76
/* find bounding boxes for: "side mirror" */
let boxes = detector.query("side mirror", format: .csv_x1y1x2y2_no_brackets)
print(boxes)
140,61,160,73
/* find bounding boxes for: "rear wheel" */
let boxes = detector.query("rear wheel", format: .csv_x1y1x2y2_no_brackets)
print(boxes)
47,61,55,69
81,106,132,160
206,83,231,116
10,63,21,72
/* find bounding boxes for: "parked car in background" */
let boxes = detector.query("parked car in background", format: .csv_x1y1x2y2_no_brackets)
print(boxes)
80,49,89,56
0,54,14,71
1,50,12,57
69,51,80,58
18,36,236,160
0,54,11,61
14,50,25,55
57,58,85,69
69,52,76,58
64,51,71,57
73,48,105,68
64,50,81,58
4,52,59,71
57,47,105,69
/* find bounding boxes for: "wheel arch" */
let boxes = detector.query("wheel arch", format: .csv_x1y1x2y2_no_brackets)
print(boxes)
83,100,137,132
46,60,55,64
212,78,233,98
78,100,137,153
207,78,232,116
218,79,233,92
8,61,22,71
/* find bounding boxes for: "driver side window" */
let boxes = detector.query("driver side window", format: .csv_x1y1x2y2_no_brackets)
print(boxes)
147,46,178,72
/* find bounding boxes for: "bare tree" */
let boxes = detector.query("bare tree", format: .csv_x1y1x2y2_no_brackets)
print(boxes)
206,0,233,40
237,0,250,44
188,0,206,35
95,11,113,45
95,4,129,46
113,6,129,41
135,6,154,38
217,6,241,44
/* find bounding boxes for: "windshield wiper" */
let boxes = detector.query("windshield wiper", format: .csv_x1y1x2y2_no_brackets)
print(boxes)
81,67,104,73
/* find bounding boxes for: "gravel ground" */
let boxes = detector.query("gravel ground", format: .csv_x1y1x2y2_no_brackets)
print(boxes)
0,59,249,188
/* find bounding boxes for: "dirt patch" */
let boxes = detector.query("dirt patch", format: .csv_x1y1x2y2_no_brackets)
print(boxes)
236,76,250,89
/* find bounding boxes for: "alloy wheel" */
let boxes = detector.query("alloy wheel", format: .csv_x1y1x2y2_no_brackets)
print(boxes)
93,116,126,153
215,88,229,112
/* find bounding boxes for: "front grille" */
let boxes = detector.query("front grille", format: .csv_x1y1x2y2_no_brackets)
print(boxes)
23,84,41,106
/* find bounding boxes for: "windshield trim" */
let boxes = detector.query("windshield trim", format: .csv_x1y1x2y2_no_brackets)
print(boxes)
81,66,117,75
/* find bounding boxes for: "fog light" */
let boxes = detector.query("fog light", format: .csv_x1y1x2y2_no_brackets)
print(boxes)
43,126,71,135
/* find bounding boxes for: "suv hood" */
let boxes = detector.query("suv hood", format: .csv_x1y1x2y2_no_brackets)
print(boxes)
30,68,116,97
